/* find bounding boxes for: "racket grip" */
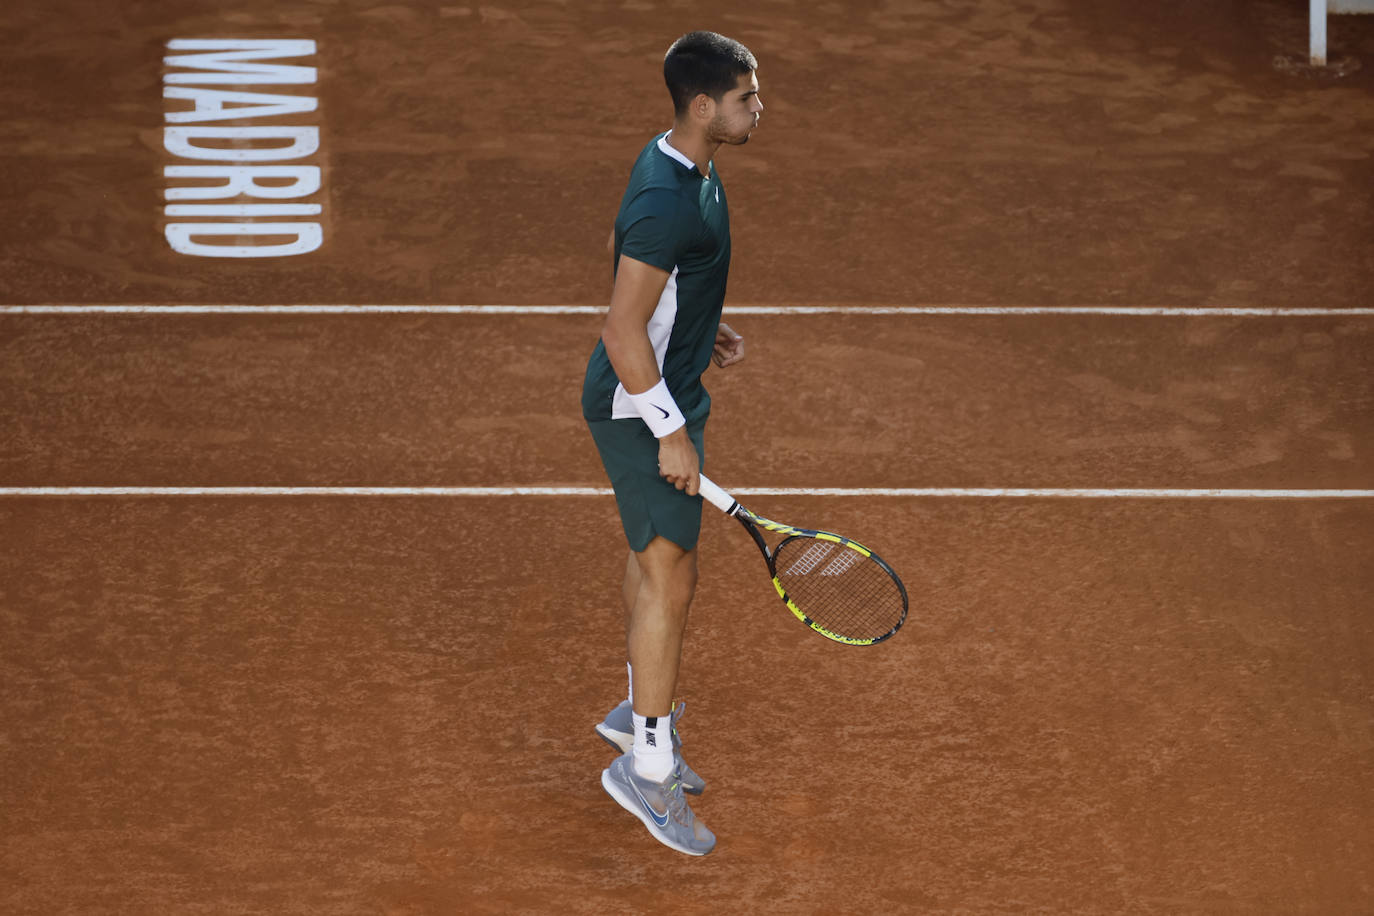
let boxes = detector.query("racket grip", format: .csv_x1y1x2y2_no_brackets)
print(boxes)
697,475,738,515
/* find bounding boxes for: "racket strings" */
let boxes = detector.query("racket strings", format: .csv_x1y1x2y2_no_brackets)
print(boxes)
773,537,905,640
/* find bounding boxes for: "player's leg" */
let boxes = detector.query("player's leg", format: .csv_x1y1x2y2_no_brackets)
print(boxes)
625,534,696,722
600,537,715,856
595,542,706,793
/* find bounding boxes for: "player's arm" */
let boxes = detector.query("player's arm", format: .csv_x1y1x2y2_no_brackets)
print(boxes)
601,254,700,495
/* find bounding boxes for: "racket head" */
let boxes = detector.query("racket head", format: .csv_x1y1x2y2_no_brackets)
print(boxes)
740,510,907,645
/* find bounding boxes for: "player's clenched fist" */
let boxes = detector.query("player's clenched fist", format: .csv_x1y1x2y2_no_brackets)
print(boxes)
657,428,700,495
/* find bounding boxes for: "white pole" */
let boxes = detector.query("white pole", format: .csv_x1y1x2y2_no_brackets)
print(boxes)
1311,0,1328,66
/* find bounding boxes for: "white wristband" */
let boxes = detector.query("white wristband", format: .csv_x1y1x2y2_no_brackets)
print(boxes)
627,377,686,438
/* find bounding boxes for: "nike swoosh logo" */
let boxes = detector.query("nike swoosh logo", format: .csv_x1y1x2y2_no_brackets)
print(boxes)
652,404,669,419
627,766,670,828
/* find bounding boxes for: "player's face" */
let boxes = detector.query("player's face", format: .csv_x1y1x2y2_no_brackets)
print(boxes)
708,71,763,146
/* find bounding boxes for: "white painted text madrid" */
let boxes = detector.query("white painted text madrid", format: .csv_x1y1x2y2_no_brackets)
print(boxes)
162,39,323,258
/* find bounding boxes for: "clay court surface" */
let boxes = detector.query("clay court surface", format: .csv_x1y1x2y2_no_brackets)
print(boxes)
2,1,1373,912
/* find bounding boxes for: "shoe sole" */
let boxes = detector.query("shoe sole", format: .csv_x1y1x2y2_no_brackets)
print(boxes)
600,767,713,857
596,725,704,796
595,723,633,754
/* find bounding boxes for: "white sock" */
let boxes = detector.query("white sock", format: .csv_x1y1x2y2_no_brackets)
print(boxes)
632,712,674,783
626,662,633,706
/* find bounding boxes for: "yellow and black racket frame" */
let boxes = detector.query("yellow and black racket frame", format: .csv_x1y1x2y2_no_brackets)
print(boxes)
721,497,909,646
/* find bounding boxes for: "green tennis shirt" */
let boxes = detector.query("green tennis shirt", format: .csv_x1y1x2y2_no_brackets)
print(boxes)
582,132,732,424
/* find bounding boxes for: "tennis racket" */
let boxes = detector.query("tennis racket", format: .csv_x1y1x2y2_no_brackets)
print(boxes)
697,475,908,646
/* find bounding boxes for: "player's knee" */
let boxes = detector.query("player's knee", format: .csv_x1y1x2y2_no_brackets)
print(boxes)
636,539,698,606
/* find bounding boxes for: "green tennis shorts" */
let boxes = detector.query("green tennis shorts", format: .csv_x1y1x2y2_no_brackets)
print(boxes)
586,415,707,552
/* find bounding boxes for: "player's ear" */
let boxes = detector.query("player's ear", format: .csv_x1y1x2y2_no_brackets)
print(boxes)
692,92,713,121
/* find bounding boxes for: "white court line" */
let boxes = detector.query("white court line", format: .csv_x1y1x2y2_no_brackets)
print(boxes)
3,307,1366,499
0,487,1370,499
2,304,1373,317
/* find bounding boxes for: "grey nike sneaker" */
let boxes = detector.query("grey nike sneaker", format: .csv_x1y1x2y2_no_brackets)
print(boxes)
601,752,716,856
594,700,706,795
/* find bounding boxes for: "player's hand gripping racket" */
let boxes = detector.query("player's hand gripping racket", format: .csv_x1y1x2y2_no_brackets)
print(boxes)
697,475,908,646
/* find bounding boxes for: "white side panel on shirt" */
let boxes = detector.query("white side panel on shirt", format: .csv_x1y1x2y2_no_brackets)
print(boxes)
611,267,680,419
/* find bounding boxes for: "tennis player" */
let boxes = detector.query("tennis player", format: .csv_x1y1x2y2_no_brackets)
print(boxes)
582,30,762,856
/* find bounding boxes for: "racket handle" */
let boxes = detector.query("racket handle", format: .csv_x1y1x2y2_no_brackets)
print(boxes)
697,475,738,515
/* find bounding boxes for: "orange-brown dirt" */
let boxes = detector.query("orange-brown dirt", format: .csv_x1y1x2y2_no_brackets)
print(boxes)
2,0,1372,913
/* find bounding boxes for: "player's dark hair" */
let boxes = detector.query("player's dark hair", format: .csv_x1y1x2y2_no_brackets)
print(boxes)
663,31,757,117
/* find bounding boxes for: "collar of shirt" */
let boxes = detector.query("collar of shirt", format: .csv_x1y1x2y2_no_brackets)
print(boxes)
658,132,710,178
